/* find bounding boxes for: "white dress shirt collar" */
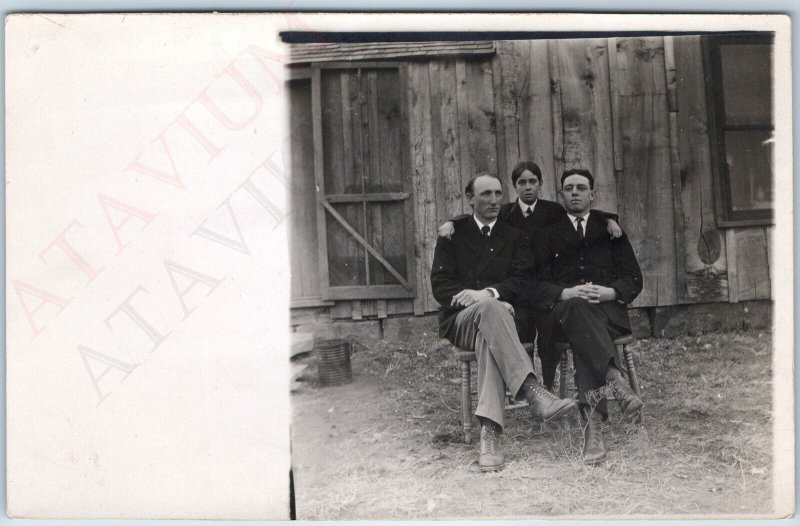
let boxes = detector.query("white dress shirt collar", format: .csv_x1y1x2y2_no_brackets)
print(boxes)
567,211,590,231
474,215,498,235
518,198,538,216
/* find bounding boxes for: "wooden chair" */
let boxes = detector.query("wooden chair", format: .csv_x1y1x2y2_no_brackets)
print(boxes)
453,345,531,444
555,334,642,419
454,334,640,443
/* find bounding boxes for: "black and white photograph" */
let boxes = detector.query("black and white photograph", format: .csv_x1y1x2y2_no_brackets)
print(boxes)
4,11,792,521
286,15,792,519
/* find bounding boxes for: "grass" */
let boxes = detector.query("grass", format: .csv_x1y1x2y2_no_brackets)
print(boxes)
291,330,774,519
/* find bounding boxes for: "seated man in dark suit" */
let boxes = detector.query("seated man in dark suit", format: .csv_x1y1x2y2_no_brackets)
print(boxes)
431,173,576,473
438,161,622,390
533,168,644,464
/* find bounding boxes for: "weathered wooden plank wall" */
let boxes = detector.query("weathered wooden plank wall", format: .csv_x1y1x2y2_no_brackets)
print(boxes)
672,36,730,303
613,37,677,307
290,36,773,320
407,57,500,315
287,79,323,305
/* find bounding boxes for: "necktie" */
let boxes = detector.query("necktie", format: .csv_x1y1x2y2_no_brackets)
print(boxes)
576,217,584,241
481,225,490,237
523,207,532,217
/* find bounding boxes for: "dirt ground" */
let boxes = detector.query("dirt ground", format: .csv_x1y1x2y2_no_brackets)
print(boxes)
291,330,774,519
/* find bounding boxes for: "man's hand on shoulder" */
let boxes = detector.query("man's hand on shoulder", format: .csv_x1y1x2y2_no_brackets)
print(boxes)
438,221,455,239
451,289,493,308
606,218,623,239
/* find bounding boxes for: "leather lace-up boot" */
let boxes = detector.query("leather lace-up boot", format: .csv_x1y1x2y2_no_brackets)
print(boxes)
523,382,577,422
606,367,643,422
478,422,504,472
581,409,607,465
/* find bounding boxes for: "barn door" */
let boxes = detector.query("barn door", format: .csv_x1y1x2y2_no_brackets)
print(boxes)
312,62,416,300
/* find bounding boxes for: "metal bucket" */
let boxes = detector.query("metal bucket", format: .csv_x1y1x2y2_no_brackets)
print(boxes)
316,339,353,386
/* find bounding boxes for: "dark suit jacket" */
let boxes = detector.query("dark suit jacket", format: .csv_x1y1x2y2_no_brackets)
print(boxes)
498,198,565,241
452,199,618,252
532,210,643,332
431,217,534,340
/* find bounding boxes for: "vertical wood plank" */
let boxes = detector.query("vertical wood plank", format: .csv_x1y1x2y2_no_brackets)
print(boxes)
408,63,437,314
725,228,739,303
663,36,687,303
491,51,508,192
667,111,688,303
495,41,531,179
465,59,499,177
674,35,729,303
548,40,565,194
340,73,356,191
440,59,464,218
614,36,677,307
288,79,321,301
553,38,617,213
351,300,363,320
363,70,389,286
455,60,473,190
607,38,624,173
733,227,771,301
376,300,388,319
311,67,330,299
429,60,446,219
330,300,353,319
387,299,414,316
663,36,679,113
528,39,558,200
376,68,409,288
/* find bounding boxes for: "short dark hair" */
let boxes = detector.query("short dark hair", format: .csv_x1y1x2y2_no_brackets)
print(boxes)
465,173,501,198
511,161,543,186
560,168,595,190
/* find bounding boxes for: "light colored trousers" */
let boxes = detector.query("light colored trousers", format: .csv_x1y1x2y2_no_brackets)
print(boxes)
450,298,535,429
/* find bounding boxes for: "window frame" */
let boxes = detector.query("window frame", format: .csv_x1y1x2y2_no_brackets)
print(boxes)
703,33,775,227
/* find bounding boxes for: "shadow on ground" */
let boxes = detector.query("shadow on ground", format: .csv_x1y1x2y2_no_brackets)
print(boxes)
291,330,773,519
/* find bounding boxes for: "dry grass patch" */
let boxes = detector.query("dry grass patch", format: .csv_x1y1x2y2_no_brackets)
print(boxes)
292,330,773,519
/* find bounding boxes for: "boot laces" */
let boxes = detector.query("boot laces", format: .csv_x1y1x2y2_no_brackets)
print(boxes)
530,383,559,402
480,426,499,455
609,375,631,400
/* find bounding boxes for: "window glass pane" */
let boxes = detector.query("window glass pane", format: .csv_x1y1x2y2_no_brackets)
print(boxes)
724,129,773,211
720,44,772,126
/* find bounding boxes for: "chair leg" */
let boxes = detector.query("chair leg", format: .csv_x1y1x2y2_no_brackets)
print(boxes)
559,350,569,399
460,360,472,444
